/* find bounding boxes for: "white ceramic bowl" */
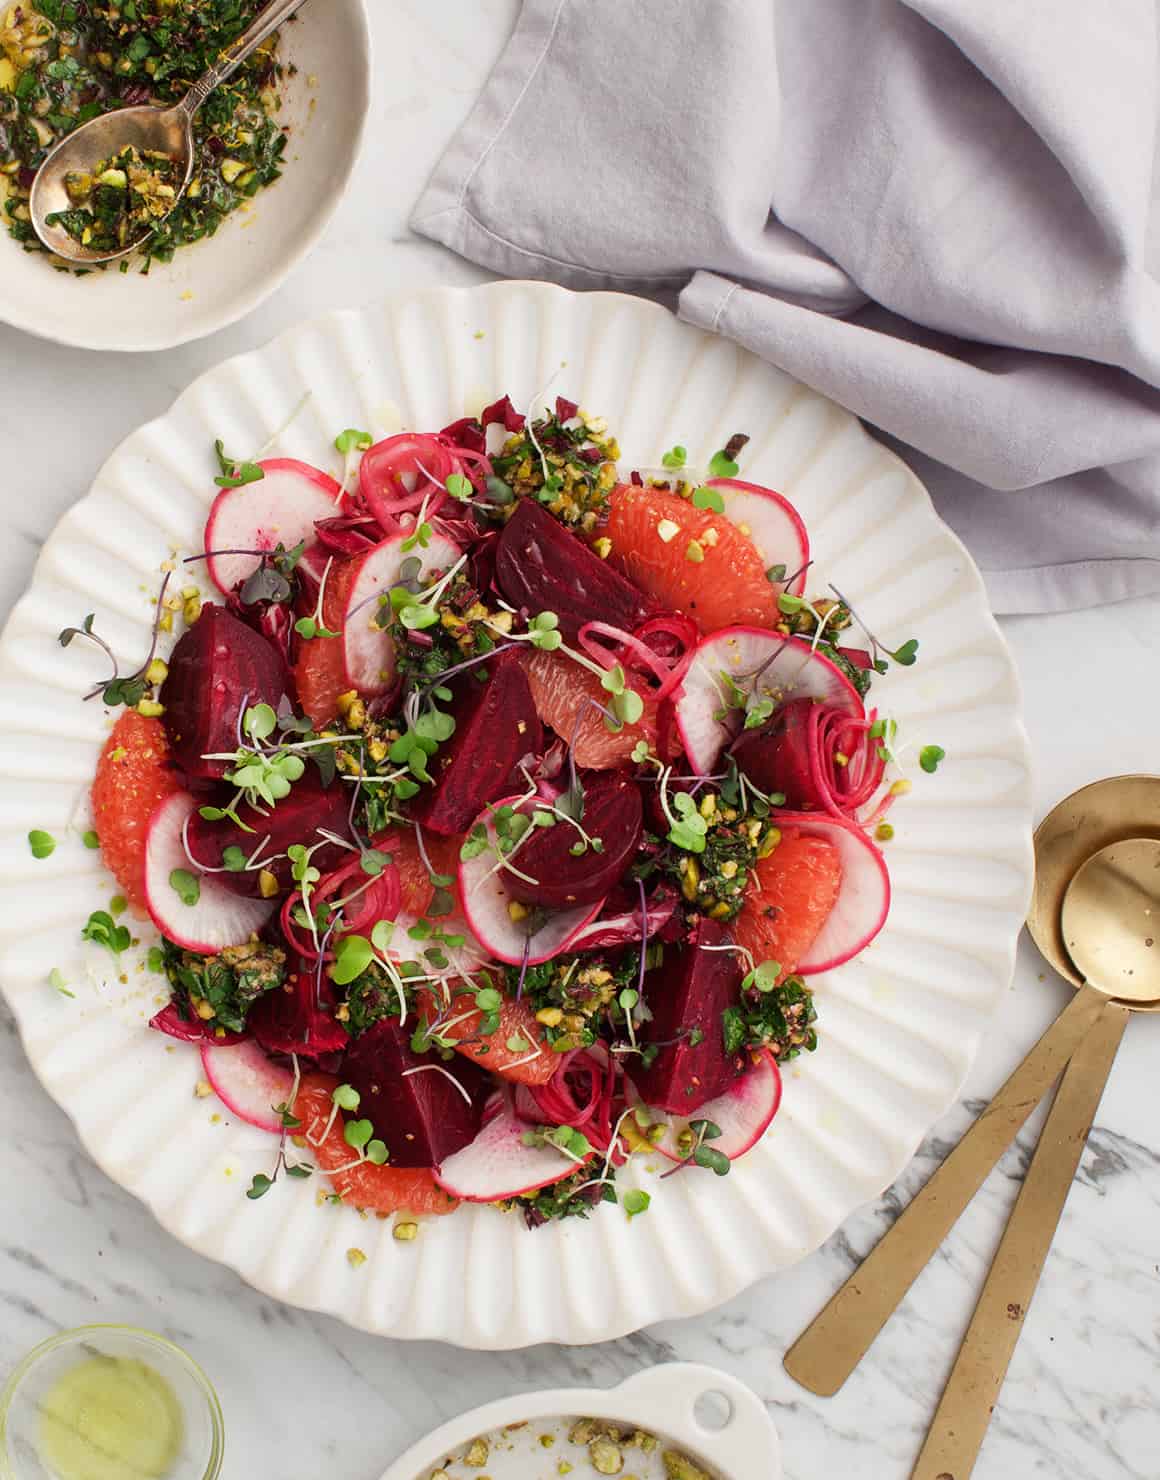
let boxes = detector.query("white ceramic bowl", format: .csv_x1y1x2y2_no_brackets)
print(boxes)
0,0,371,352
379,1366,781,1480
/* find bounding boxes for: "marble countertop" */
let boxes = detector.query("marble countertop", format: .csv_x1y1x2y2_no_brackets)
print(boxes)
1,4,1157,1477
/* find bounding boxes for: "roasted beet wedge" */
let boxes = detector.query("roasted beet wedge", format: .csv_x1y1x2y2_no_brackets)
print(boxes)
730,698,816,808
186,772,352,898
628,918,746,1113
495,498,657,642
248,957,350,1058
410,647,542,836
342,1019,490,1167
505,771,643,909
161,604,285,782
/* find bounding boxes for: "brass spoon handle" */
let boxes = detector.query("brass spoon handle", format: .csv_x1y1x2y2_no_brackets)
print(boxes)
784,982,1107,1396
911,998,1130,1480
181,0,310,115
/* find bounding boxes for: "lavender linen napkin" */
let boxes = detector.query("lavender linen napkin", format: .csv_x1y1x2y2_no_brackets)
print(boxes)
413,0,1160,614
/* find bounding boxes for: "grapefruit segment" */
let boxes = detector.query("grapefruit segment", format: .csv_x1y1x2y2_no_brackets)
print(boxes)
292,1073,459,1216
731,813,889,975
520,648,657,769
90,711,182,915
292,556,358,728
603,483,779,633
419,988,558,1087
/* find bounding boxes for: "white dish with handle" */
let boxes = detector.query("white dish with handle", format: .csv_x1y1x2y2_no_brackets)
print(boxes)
378,1365,781,1480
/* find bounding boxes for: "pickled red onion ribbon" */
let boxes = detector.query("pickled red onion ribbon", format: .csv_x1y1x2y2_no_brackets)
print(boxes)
359,434,456,521
280,850,402,960
806,704,885,822
577,615,698,703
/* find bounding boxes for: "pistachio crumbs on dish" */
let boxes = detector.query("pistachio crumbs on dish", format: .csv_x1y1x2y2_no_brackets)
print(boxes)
0,0,291,270
58,398,946,1236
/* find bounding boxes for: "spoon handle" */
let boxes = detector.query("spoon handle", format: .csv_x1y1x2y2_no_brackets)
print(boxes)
910,997,1129,1480
783,981,1106,1395
181,0,311,115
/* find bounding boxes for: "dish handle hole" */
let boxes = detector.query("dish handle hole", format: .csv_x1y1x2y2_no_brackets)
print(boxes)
693,1389,734,1433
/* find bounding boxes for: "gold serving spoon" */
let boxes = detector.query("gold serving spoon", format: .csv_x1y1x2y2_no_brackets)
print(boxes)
30,0,310,266
910,837,1158,1478
785,775,1160,1397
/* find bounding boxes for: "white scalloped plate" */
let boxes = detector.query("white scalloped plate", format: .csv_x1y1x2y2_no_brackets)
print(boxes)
0,281,1033,1348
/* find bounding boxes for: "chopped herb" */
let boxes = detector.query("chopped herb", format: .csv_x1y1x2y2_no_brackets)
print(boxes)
919,744,946,774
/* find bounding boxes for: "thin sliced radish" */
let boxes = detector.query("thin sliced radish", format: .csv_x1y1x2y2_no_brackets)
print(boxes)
707,478,810,594
675,628,864,774
775,811,890,972
342,531,460,694
457,797,604,966
434,1092,589,1200
144,792,275,952
200,1040,294,1134
204,458,343,597
629,1050,782,1164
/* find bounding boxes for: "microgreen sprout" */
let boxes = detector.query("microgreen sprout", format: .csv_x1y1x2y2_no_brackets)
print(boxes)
665,790,708,854
828,583,919,671
28,830,56,859
691,486,725,514
169,869,201,907
214,439,264,490
59,571,173,709
919,744,946,774
294,557,340,641
81,909,131,962
48,968,75,998
623,1188,651,1219
662,445,687,469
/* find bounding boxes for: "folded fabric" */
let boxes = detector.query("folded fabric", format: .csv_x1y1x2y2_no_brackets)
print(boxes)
413,0,1160,614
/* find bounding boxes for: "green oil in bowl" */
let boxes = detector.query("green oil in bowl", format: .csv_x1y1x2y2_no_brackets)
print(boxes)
37,1356,183,1480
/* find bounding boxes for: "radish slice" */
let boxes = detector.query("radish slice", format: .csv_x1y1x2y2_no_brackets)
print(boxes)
342,531,460,694
775,811,891,973
199,1040,294,1134
204,458,343,597
707,478,810,595
457,797,604,966
434,1092,590,1201
675,628,864,774
144,793,276,952
629,1050,782,1164
630,1053,781,1166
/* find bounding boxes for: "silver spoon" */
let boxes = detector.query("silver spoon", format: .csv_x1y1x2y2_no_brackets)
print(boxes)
30,0,309,266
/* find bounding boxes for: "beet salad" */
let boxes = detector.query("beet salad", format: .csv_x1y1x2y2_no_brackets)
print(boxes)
48,396,945,1234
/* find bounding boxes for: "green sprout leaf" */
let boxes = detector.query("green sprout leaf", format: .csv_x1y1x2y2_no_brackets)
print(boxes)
692,486,725,514
661,445,687,470
169,869,201,907
332,1083,361,1111
332,935,374,986
48,968,75,999
82,830,100,850
919,744,946,774
708,450,739,480
334,428,372,454
445,473,473,501
246,1173,273,1200
28,830,56,860
623,1188,651,1219
344,1118,374,1151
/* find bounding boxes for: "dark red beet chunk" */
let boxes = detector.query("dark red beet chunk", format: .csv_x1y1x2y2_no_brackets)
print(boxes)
495,499,657,642
409,648,542,836
248,956,349,1058
628,918,746,1113
186,772,352,898
161,603,285,782
342,1020,490,1167
505,771,643,909
730,698,818,809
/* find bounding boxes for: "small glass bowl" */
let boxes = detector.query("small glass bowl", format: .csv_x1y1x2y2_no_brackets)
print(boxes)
0,1326,224,1480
